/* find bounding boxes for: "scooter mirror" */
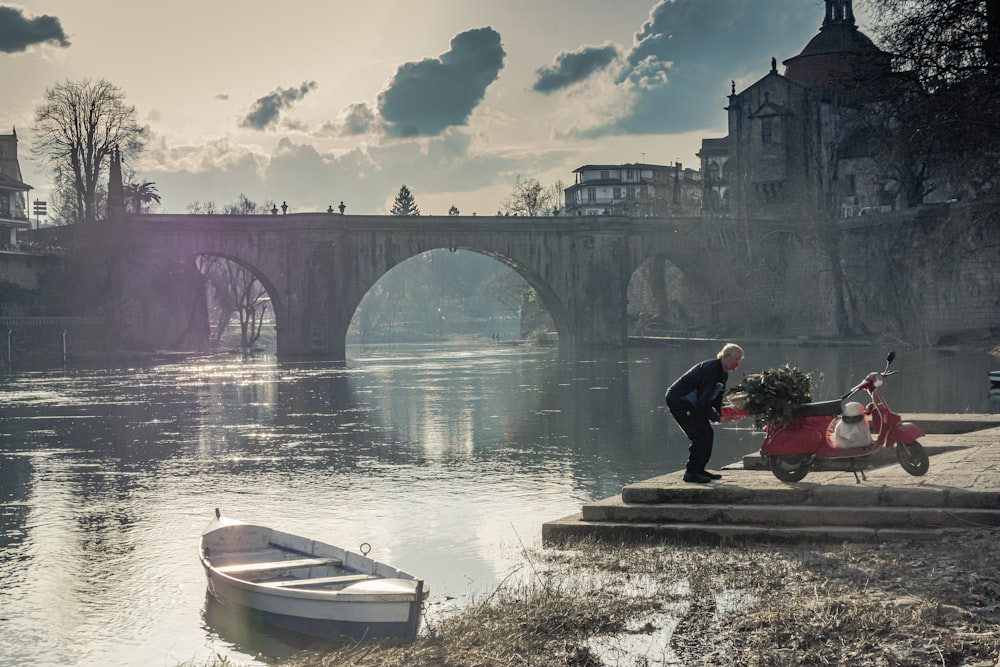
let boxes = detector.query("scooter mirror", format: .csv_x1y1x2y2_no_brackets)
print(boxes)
886,351,896,366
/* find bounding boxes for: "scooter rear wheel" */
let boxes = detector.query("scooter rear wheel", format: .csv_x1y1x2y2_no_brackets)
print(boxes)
896,440,929,476
768,455,810,482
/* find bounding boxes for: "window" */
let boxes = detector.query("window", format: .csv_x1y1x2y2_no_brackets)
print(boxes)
600,170,610,180
613,186,622,200
587,187,597,202
761,117,773,144
707,163,720,182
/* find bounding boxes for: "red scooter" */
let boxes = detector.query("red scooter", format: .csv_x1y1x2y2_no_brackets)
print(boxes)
724,352,929,483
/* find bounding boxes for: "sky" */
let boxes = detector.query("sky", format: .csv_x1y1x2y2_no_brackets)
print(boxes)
0,0,863,217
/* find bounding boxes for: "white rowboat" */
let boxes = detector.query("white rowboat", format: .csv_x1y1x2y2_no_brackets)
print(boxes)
199,510,426,640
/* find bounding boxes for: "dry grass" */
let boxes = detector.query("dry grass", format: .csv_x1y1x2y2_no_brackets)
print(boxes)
231,533,1000,666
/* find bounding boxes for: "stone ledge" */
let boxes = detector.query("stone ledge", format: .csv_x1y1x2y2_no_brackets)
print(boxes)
541,513,970,546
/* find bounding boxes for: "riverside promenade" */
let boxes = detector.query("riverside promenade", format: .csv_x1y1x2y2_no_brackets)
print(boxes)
543,413,1000,545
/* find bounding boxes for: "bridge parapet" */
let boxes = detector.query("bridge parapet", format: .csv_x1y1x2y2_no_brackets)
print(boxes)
103,201,999,358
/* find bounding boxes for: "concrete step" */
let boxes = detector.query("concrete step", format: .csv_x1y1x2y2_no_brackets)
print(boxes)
541,512,970,546
581,496,1000,529
620,477,1000,508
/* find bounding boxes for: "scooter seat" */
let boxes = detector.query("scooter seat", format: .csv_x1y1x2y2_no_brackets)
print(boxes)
792,399,843,418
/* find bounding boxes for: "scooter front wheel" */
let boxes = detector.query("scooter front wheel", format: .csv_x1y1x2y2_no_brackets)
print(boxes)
896,440,929,476
768,455,810,482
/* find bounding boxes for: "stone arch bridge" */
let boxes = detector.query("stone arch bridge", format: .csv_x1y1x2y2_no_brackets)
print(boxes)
109,214,738,360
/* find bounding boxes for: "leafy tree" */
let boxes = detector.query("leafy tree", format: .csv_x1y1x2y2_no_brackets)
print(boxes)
390,184,421,216
500,176,561,216
123,181,161,214
860,0,1000,197
31,78,145,224
449,205,460,216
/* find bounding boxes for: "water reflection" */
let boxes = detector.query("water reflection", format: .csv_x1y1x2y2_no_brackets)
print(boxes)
0,341,995,666
202,593,320,660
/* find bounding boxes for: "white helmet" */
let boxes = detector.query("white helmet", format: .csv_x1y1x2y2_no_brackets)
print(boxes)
842,401,866,423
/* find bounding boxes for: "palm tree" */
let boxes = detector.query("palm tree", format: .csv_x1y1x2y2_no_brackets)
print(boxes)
124,181,161,214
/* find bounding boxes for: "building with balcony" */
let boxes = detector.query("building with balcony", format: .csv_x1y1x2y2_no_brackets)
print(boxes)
563,162,701,216
0,128,32,249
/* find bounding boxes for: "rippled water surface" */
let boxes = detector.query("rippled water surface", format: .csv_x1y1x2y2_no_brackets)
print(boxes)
1,341,996,666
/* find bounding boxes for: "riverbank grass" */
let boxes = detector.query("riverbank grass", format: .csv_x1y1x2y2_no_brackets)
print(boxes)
232,533,1000,666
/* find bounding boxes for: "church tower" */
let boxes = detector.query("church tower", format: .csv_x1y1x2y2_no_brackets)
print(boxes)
702,0,896,221
782,0,891,99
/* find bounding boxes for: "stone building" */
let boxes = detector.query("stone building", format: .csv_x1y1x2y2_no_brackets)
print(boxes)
563,162,701,216
698,0,908,221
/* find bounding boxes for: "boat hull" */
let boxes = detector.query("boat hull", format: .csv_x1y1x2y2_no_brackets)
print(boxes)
200,514,425,641
205,583,422,640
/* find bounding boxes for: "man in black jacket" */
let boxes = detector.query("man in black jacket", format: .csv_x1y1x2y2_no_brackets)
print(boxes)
665,343,744,483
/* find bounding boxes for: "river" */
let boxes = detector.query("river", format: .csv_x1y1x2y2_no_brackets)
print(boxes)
1,340,996,666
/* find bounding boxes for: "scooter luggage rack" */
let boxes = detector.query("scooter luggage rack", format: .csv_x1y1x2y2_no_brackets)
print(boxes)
791,399,843,418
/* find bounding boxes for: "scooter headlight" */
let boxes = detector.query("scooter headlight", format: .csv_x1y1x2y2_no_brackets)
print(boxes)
874,376,884,388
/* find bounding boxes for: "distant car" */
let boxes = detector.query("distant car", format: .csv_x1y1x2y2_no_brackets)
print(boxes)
858,206,892,216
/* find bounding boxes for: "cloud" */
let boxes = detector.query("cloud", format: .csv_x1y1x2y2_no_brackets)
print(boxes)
338,102,377,136
138,122,568,216
0,5,70,53
240,81,318,130
532,44,619,94
377,26,505,138
559,0,818,138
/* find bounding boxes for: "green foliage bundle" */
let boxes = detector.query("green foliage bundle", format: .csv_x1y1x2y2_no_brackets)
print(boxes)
729,363,813,429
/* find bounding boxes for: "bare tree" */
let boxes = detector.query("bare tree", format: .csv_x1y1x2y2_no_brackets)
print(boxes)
187,200,218,215
860,0,1000,197
500,175,561,216
188,194,276,350
31,79,145,223
227,260,268,349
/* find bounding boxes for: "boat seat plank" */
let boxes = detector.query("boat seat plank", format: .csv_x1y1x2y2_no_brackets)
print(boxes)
263,574,377,588
215,556,343,575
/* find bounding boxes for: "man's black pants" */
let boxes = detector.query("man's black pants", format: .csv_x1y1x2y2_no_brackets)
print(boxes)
666,397,715,474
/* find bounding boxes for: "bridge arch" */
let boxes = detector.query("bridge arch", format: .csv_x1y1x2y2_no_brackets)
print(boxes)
117,248,284,353
333,243,574,350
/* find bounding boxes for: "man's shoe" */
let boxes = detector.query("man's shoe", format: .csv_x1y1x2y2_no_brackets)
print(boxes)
683,472,713,484
701,470,722,480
